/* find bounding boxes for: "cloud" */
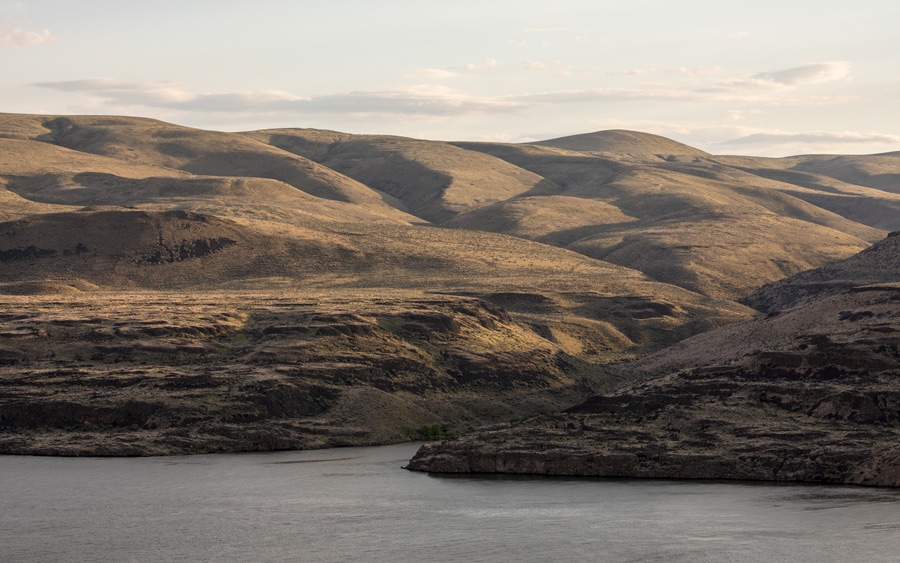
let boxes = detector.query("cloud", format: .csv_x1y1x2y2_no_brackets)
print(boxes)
33,79,200,105
290,88,521,115
720,130,900,147
32,59,861,125
35,78,179,92
34,79,523,117
716,130,900,156
744,62,851,87
513,87,850,106
515,88,684,103
0,24,56,46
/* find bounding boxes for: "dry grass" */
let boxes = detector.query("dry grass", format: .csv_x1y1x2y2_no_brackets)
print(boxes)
245,128,555,223
6,113,896,303
1,112,899,454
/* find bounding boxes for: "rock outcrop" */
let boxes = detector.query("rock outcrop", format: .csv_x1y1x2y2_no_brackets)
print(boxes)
0,292,603,456
407,285,900,486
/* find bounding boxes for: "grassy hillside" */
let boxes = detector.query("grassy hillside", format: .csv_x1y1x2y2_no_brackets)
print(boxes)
2,111,900,455
454,140,886,300
245,128,557,223
7,113,895,302
0,114,417,225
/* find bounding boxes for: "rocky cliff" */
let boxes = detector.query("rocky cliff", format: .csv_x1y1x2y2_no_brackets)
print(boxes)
407,283,900,486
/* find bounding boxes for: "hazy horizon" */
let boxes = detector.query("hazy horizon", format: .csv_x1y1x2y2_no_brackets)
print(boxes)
2,0,899,156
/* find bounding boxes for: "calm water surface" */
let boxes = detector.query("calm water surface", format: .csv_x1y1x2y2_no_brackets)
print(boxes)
1,443,899,562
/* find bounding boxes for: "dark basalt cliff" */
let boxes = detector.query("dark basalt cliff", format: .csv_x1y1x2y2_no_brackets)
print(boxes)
407,286,900,486
0,294,596,456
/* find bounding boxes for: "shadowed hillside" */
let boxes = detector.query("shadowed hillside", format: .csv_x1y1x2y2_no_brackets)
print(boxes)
5,113,897,301
244,128,558,223
454,139,887,300
2,111,900,457
407,234,900,486
0,114,417,224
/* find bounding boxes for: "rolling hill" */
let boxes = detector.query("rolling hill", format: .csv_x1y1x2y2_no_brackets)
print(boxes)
1,111,899,456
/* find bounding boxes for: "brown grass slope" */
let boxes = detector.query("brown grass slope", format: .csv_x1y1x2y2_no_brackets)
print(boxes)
0,208,750,355
407,241,900,486
0,113,416,224
715,154,900,231
533,129,709,161
454,138,884,300
11,113,888,303
244,128,557,223
0,117,418,227
788,152,900,193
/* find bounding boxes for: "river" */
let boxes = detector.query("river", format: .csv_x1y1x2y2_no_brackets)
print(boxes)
1,443,898,562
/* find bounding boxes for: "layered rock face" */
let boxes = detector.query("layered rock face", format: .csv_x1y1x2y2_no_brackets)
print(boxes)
0,293,595,456
408,284,900,487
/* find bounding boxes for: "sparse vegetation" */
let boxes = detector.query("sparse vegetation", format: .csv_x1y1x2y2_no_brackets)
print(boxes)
0,112,898,458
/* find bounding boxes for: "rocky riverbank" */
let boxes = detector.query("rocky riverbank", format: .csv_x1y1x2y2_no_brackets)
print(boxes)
407,287,900,487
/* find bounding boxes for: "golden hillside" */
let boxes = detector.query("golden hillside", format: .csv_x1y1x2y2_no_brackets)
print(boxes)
2,112,899,454
244,128,557,223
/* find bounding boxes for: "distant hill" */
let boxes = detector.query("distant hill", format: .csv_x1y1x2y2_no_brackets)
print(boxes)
532,129,709,161
0,114,417,225
245,129,556,223
4,113,898,302
742,231,900,312
455,139,887,300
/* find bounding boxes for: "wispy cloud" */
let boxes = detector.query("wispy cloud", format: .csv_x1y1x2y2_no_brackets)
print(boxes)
514,87,851,106
721,130,900,147
32,60,860,122
734,62,851,87
34,79,523,116
607,68,656,76
716,129,900,156
0,23,55,46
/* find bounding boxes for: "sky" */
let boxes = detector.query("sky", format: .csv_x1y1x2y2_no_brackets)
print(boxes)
1,0,899,156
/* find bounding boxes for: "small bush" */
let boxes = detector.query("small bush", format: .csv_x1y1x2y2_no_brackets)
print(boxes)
414,423,454,440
